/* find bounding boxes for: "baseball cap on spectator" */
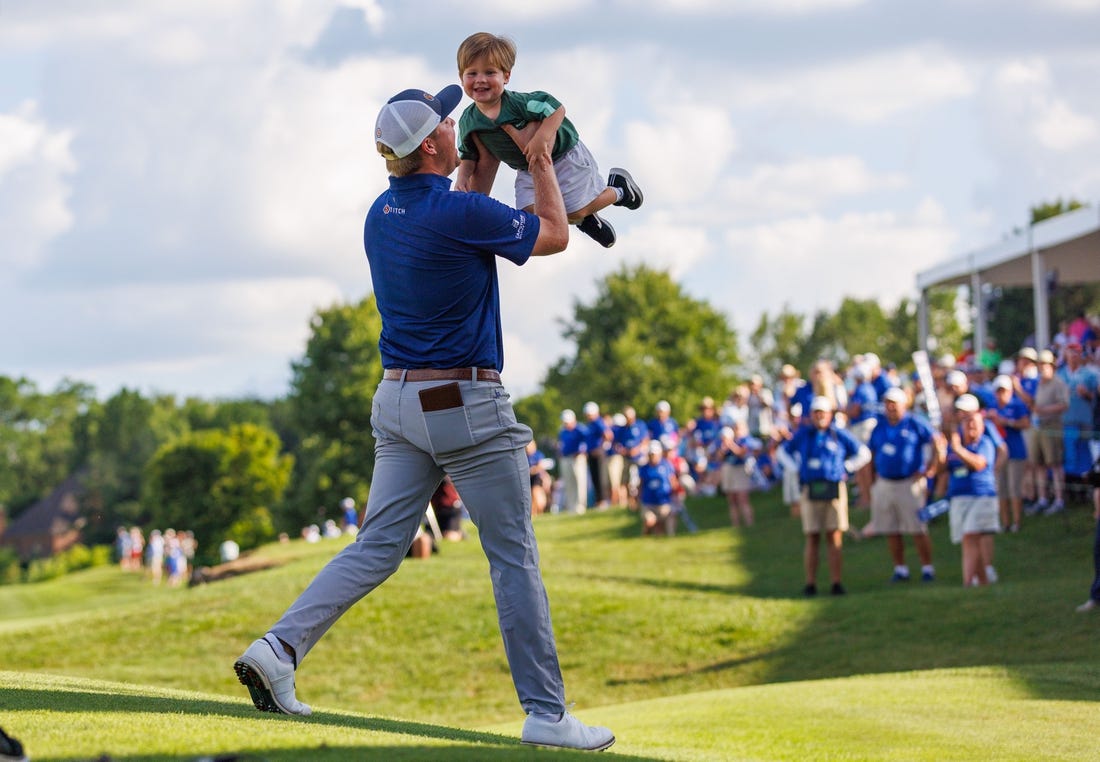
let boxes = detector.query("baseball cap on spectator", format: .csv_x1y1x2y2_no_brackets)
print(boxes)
810,396,835,413
780,364,798,378
852,363,870,380
997,359,1016,375
561,409,576,423
946,370,968,388
1017,347,1038,362
1037,349,1056,365
612,413,627,427
1066,340,1083,351
883,387,907,404
583,401,599,416
375,84,462,159
656,400,671,412
648,440,664,455
992,375,1013,391
864,352,881,367
938,354,957,368
701,396,715,409
955,394,981,413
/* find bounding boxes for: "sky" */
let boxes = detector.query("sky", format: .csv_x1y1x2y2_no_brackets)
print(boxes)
2,0,1099,401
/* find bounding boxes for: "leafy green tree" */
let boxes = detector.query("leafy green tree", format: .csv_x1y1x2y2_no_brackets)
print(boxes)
747,306,818,379
538,264,739,434
77,389,189,543
0,376,93,517
281,296,383,530
143,423,291,559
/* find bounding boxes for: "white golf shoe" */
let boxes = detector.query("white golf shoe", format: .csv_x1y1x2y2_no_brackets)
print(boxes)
521,711,615,751
234,638,312,716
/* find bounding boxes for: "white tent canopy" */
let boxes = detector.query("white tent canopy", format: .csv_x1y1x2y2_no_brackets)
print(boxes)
916,204,1100,354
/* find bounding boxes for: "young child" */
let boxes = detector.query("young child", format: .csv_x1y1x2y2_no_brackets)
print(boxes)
455,32,643,248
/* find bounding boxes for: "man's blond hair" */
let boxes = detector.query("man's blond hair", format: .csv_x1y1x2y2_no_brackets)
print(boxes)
377,142,424,176
457,32,517,74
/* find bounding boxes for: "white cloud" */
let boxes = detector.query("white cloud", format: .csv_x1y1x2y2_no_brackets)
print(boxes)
0,101,75,272
728,44,975,122
718,156,907,219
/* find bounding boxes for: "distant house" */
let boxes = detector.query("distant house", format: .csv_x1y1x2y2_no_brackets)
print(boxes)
0,474,86,562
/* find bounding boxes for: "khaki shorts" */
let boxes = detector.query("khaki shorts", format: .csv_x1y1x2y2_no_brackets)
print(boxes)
720,462,752,493
848,417,877,445
641,503,672,522
996,459,1025,499
1023,427,1039,461
1032,429,1064,467
783,467,801,505
801,482,849,534
870,477,927,535
607,454,626,488
949,495,1001,544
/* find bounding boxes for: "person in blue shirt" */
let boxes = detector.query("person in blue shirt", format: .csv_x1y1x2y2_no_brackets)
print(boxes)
613,406,650,509
846,362,880,509
867,387,942,582
233,83,613,751
715,421,756,527
938,394,1001,587
988,375,1031,532
638,441,680,536
648,399,679,445
557,409,589,514
782,396,871,596
581,402,611,508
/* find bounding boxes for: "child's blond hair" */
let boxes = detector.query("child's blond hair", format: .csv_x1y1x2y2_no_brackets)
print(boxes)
457,32,517,74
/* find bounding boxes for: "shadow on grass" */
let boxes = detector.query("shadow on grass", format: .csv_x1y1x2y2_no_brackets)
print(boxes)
719,488,1100,703
6,686,665,761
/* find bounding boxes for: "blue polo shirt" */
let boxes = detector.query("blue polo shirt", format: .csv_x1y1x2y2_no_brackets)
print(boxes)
582,416,609,453
638,459,676,505
364,173,539,370
849,381,878,423
992,398,1030,460
946,434,997,497
784,423,863,483
868,413,934,479
616,420,650,462
558,426,587,457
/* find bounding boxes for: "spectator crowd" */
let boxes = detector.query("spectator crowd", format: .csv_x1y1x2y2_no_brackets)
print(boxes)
552,316,1100,600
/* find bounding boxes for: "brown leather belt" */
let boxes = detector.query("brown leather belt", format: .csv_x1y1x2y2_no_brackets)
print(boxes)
383,368,501,383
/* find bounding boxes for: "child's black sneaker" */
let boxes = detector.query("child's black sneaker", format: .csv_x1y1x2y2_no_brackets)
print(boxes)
0,725,26,762
608,168,643,210
577,214,616,248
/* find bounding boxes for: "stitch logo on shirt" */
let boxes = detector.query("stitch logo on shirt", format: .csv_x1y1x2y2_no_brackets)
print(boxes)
383,204,406,215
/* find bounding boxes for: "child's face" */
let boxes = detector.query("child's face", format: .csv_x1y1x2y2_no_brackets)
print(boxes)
461,54,509,108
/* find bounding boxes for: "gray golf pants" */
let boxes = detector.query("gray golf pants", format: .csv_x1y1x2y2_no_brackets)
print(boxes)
270,375,567,714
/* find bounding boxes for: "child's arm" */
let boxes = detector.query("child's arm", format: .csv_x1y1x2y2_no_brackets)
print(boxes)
455,132,501,195
521,105,565,167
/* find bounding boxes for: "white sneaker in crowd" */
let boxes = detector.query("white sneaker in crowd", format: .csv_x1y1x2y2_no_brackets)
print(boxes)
522,711,615,751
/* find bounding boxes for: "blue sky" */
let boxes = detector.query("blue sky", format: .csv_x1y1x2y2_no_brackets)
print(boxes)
2,0,1098,400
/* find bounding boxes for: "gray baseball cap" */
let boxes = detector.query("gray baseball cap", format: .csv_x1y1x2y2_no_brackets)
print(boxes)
375,85,462,159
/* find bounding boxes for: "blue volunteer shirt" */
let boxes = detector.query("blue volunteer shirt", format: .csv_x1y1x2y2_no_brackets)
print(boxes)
849,381,879,423
582,416,609,453
868,413,934,479
616,420,649,462
784,423,863,483
364,173,539,370
946,433,998,497
649,416,679,442
993,398,1030,460
638,459,676,505
558,426,587,457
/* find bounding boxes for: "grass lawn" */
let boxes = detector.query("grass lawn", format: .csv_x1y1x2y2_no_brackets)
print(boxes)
1,487,1097,760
